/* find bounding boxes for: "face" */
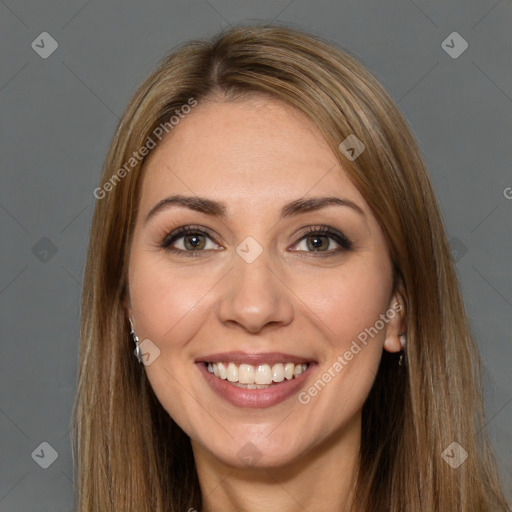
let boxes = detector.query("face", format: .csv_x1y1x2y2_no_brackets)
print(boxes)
126,96,403,469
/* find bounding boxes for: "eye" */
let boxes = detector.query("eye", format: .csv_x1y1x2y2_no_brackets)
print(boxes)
160,226,222,257
158,224,353,258
292,225,353,255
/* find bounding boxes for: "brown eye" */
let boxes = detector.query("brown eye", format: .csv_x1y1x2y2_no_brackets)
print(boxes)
182,233,206,250
292,226,353,254
160,226,222,257
305,235,331,252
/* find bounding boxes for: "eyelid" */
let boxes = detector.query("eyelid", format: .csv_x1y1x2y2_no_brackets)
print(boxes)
158,223,353,259
290,225,353,252
160,224,220,249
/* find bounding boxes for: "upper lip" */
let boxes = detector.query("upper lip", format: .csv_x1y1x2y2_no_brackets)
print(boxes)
195,351,314,365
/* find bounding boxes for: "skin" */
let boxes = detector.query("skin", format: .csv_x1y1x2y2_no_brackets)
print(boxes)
125,95,405,512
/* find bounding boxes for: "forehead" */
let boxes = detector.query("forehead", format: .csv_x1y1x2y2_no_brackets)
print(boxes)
138,97,369,216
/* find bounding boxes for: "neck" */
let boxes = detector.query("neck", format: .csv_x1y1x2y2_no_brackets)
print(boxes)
193,413,361,512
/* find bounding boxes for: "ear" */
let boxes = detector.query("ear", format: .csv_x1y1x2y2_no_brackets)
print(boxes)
383,283,406,354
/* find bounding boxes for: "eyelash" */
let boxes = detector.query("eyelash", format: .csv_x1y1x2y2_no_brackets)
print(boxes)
158,224,353,258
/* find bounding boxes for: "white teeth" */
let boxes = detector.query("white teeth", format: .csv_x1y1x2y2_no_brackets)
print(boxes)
226,362,238,382
217,362,227,380
207,361,309,385
255,364,272,385
238,364,255,384
272,363,285,383
293,364,304,377
284,363,295,380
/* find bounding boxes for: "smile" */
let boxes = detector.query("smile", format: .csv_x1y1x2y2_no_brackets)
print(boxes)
206,361,309,388
196,352,316,408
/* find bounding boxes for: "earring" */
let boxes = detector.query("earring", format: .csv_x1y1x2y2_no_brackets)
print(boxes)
398,332,406,367
129,318,144,364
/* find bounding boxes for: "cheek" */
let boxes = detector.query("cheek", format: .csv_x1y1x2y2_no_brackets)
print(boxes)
295,261,392,418
298,260,393,349
127,251,220,437
295,260,392,406
128,251,219,344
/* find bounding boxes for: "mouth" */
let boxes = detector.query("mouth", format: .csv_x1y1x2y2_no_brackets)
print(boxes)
195,352,316,408
205,361,309,389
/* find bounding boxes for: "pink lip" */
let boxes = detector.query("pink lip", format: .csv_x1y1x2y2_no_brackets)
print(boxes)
195,360,316,409
195,351,313,366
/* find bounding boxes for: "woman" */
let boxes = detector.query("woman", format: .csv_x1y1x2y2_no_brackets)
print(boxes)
72,24,510,511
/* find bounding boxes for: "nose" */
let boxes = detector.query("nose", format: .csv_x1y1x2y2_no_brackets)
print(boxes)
216,248,294,334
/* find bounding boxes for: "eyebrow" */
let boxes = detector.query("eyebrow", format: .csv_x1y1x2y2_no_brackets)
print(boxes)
145,194,365,224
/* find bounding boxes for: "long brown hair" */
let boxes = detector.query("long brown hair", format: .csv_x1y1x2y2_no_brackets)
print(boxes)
72,23,510,511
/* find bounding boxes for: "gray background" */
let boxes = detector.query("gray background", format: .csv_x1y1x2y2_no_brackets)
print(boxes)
1,1,511,510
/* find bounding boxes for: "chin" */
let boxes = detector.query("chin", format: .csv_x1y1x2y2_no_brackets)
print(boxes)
197,436,306,470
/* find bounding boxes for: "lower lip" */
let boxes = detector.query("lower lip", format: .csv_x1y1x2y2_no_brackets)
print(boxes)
196,362,315,408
